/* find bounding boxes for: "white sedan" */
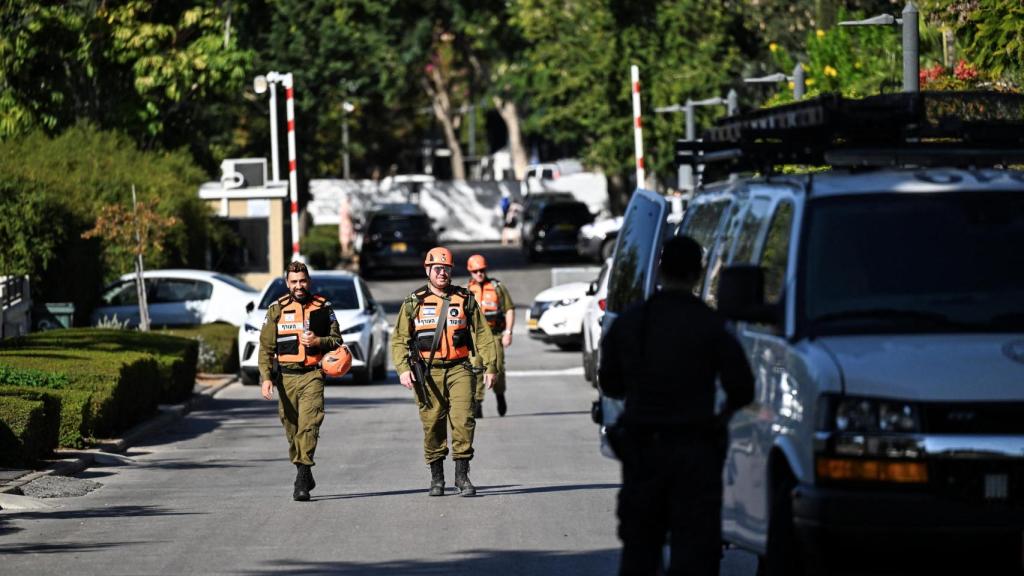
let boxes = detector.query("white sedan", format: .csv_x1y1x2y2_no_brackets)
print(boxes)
582,257,612,384
238,271,390,385
91,269,258,328
527,281,592,350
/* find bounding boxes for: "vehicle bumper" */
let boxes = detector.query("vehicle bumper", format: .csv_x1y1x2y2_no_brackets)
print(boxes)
793,482,1024,573
528,328,581,345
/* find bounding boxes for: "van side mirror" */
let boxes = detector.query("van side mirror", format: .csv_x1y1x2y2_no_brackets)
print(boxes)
718,265,779,325
245,301,255,314
586,281,598,296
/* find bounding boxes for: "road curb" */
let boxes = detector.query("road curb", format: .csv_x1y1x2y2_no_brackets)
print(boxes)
0,374,238,497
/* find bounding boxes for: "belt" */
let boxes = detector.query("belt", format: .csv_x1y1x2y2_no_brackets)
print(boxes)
280,365,319,375
428,359,471,369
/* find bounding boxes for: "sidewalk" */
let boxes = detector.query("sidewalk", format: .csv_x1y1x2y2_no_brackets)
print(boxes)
0,373,237,498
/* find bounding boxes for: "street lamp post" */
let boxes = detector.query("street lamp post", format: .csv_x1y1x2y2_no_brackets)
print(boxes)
744,63,807,100
255,71,302,262
342,101,354,180
655,89,737,192
839,1,919,93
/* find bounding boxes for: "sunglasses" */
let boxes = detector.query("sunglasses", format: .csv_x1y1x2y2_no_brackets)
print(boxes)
429,266,451,275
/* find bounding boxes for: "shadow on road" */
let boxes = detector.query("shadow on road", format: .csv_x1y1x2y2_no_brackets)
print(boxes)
247,546,619,575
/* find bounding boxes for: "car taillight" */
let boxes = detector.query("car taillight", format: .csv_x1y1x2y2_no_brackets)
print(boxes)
598,299,606,311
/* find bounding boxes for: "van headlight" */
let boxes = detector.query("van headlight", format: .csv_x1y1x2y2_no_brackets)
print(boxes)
816,395,927,483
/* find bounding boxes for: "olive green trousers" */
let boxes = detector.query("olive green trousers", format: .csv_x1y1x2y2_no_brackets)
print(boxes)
416,363,476,464
276,370,325,466
472,336,505,402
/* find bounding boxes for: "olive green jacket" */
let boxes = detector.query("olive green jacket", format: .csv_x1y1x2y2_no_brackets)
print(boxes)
390,284,497,375
258,296,343,383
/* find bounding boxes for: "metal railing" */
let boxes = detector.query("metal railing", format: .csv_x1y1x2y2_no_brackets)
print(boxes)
1,275,26,308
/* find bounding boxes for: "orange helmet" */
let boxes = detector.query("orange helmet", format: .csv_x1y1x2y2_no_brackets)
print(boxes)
321,345,352,379
424,246,453,267
466,254,487,272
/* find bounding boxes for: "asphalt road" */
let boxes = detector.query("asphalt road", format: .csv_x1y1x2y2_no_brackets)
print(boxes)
0,244,757,575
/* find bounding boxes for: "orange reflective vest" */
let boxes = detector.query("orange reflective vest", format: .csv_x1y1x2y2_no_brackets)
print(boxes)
469,278,506,332
411,286,472,361
275,294,328,367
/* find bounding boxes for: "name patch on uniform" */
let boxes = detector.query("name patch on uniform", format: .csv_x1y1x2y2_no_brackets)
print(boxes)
284,314,296,322
414,318,437,327
279,323,302,331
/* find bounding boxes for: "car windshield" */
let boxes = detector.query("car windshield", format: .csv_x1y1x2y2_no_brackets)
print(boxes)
802,192,1024,335
257,277,360,310
213,273,258,293
369,215,432,234
540,203,593,225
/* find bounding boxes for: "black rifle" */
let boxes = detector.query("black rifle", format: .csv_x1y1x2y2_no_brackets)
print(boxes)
406,344,432,408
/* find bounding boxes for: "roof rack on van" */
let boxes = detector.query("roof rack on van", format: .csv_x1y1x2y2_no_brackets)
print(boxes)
676,91,1024,174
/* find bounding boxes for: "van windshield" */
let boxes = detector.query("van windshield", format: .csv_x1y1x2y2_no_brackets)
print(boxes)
802,192,1024,335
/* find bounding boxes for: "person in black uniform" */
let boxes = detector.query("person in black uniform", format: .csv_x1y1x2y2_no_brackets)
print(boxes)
599,235,754,576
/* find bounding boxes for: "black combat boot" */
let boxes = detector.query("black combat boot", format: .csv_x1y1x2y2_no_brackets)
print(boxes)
496,393,507,417
429,459,445,497
293,464,311,502
473,400,483,418
454,459,476,497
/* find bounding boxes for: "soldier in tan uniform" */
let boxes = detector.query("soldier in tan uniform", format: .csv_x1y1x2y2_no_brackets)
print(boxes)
391,247,498,496
467,254,515,417
259,261,344,501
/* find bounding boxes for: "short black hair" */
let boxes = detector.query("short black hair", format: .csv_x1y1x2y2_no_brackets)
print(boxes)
285,261,310,279
660,235,703,282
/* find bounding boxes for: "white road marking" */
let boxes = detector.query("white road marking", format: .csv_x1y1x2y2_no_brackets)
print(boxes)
506,366,585,377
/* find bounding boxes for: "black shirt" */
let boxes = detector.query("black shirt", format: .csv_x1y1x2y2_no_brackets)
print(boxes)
599,290,754,430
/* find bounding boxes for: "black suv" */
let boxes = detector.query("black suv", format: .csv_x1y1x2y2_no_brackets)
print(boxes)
521,199,594,261
358,203,439,277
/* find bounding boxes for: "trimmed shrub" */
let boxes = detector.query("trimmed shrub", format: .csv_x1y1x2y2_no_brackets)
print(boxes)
0,385,92,449
163,323,239,374
0,396,51,465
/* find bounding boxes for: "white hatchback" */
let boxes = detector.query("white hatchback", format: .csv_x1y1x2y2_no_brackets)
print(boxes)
92,269,258,328
238,271,390,385
527,281,592,350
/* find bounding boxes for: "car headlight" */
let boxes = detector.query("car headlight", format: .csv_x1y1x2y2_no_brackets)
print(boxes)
815,395,927,483
341,323,365,335
552,297,579,308
244,322,261,334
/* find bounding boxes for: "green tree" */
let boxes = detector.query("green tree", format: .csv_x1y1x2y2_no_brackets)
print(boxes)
922,0,1024,87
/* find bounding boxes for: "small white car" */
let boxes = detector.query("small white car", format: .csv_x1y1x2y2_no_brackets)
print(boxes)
577,216,622,262
92,269,258,328
527,281,592,350
582,257,612,384
238,271,389,385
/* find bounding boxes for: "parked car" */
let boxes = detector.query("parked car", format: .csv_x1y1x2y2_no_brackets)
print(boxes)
596,93,1024,574
577,216,622,262
358,203,439,277
518,191,575,230
92,269,258,328
238,271,389,386
526,281,591,350
521,200,595,261
581,257,612,384
525,159,610,216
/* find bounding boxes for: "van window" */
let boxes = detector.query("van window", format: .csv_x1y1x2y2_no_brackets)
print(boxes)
681,200,728,253
760,201,794,305
730,197,771,264
607,194,663,313
802,192,1024,335
702,202,743,308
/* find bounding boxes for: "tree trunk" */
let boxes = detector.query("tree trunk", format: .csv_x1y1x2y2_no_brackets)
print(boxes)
493,96,528,180
421,68,466,181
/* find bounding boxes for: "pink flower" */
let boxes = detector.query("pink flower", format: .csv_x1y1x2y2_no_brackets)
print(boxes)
954,60,978,81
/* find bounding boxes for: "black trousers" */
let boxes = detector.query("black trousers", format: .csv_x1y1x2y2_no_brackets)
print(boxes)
617,431,724,576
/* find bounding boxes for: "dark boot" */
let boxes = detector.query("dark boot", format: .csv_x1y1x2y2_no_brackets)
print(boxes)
429,459,445,497
473,400,483,418
454,459,476,497
293,464,311,502
496,393,507,417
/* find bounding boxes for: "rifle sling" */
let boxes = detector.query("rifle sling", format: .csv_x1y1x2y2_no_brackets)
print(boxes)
425,294,450,371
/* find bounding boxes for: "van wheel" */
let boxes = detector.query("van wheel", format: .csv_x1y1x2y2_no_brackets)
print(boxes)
757,469,803,576
352,366,370,385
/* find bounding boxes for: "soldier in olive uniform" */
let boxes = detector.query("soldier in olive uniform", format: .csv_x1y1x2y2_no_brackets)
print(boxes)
259,261,344,501
467,254,515,417
391,247,498,497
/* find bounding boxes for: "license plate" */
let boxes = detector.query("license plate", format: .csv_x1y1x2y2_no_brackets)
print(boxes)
391,242,408,252
528,318,538,329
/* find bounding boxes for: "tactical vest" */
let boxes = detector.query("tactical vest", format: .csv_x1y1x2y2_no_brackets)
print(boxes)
409,286,472,361
275,294,328,367
469,278,506,332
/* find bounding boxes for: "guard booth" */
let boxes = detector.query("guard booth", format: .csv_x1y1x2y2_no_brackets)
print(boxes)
198,158,290,289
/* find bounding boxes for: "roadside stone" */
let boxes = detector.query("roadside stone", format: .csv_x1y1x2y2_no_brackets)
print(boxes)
20,475,102,499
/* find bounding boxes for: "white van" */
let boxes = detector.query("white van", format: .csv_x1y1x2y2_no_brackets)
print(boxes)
597,92,1024,574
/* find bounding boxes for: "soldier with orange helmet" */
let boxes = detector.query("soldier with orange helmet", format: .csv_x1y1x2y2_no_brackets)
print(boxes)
466,254,515,417
258,261,345,502
391,246,498,497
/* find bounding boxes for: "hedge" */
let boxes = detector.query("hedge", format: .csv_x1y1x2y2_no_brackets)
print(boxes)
0,385,92,449
162,323,239,375
0,396,51,464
